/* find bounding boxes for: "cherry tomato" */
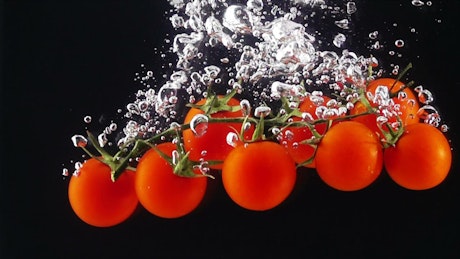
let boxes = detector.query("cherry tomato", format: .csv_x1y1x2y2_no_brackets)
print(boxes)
315,121,383,191
135,142,207,218
183,96,254,170
384,123,452,190
222,141,297,211
351,78,420,138
68,158,138,227
279,95,341,168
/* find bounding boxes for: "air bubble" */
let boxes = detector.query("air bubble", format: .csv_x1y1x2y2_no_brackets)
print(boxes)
222,5,254,34
369,31,379,39
98,133,108,147
226,132,239,147
190,114,209,137
254,106,271,117
171,150,180,165
417,105,441,127
411,0,425,7
333,33,346,48
440,124,449,132
334,19,349,29
83,116,92,123
170,122,182,131
394,39,405,48
346,2,357,14
240,99,251,116
414,85,434,104
71,135,88,148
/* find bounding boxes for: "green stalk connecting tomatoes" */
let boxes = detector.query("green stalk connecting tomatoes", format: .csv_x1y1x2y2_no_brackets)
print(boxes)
183,95,254,170
67,72,453,227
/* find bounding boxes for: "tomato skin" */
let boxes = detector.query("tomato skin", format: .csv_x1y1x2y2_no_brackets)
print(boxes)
315,121,383,191
135,142,207,218
279,95,337,168
351,78,420,138
384,123,452,190
68,158,138,227
222,141,297,211
183,97,254,170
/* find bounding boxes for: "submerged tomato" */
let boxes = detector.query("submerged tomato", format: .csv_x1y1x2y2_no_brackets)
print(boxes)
222,141,297,211
384,123,452,190
135,142,208,218
279,95,342,168
315,121,383,191
68,158,138,227
183,96,254,170
351,78,420,138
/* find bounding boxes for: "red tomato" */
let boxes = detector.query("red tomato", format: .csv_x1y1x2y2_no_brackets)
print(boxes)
135,142,207,218
351,78,420,139
315,121,383,191
222,141,297,211
68,158,138,227
183,96,254,170
279,95,341,168
384,123,452,190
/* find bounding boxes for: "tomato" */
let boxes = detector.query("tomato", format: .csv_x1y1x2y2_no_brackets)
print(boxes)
384,123,452,190
351,78,420,139
135,142,207,218
68,158,138,227
222,141,297,211
183,96,254,170
315,121,383,191
279,95,341,168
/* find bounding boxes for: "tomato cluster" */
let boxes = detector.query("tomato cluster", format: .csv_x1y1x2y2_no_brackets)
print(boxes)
68,77,452,227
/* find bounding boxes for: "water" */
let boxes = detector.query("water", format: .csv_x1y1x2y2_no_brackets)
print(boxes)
66,0,449,176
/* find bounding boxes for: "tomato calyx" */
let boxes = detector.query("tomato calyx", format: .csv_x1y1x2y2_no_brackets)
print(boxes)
80,131,138,182
144,131,215,179
186,88,242,115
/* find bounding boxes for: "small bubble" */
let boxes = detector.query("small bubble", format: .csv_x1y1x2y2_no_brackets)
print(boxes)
394,39,405,48
254,106,271,117
411,0,425,7
62,168,69,177
414,85,434,104
190,114,209,137
74,161,83,171
284,130,294,141
440,124,449,132
369,31,379,39
71,135,88,148
170,122,182,131
171,150,180,165
333,33,346,48
346,1,357,14
334,19,349,29
301,112,314,122
240,99,251,116
109,123,117,132
98,133,108,147
226,132,239,147
83,116,92,123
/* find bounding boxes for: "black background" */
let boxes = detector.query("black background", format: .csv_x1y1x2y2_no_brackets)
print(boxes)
2,0,460,258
